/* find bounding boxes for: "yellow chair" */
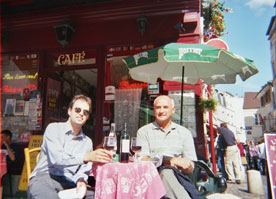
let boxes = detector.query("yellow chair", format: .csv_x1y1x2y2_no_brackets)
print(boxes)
24,147,41,184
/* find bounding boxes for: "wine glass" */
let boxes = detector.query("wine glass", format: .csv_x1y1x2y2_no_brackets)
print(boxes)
103,136,116,158
131,137,142,162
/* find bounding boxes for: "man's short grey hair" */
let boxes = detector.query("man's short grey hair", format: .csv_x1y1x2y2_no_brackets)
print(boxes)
154,95,175,107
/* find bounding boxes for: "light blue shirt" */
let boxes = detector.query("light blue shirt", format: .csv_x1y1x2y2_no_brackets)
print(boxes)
30,120,93,184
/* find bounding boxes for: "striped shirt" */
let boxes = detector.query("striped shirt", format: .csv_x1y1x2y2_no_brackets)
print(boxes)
137,121,197,161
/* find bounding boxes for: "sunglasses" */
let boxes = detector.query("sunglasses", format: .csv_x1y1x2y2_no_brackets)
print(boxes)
74,107,90,116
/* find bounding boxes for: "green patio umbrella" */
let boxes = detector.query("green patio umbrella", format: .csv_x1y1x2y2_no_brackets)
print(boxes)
123,43,258,85
123,42,258,123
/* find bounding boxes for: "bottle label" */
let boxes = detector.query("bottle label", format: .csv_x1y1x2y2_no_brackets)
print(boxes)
121,140,130,153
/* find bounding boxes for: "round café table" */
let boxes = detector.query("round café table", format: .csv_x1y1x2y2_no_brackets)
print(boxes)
92,161,166,199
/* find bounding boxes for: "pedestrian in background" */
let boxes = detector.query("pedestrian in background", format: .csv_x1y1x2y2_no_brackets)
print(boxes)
236,139,246,171
244,141,251,170
217,123,241,184
249,140,259,170
257,141,266,175
1,130,18,170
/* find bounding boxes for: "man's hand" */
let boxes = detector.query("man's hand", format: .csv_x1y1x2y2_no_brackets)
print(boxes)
83,148,112,163
141,156,151,161
3,141,15,161
170,157,194,174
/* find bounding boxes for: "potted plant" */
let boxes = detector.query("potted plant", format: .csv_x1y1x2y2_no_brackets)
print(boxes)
198,97,218,112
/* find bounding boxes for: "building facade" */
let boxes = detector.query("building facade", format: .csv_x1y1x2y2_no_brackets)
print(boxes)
212,89,246,142
1,0,218,173
256,82,276,133
243,92,263,141
267,2,276,112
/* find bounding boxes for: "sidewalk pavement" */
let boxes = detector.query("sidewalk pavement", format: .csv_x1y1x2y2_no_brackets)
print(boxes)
207,170,268,199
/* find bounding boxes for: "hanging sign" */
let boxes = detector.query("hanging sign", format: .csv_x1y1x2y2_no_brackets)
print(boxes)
148,83,159,95
105,86,115,101
45,78,61,118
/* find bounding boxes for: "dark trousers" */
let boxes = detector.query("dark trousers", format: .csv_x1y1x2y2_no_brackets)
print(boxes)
27,172,94,199
251,156,259,170
217,149,228,180
259,159,266,175
246,155,251,170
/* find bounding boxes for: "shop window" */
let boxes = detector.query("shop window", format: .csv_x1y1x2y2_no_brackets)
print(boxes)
169,90,197,137
254,114,258,125
1,53,41,142
106,56,150,137
106,56,197,138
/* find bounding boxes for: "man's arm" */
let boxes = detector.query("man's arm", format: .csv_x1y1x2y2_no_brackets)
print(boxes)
163,156,195,174
172,127,197,174
3,142,15,161
83,149,112,163
44,123,111,167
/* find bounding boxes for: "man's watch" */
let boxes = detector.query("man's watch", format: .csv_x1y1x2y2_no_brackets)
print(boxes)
162,155,173,165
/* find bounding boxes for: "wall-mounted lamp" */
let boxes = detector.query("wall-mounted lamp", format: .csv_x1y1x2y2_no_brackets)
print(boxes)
173,21,185,33
136,13,148,35
54,19,75,47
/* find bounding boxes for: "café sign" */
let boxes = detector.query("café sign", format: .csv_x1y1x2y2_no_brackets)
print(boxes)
57,51,86,65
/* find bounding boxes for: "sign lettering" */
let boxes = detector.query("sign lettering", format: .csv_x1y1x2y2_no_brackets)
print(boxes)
57,51,86,65
134,52,148,65
178,48,202,59
3,72,38,80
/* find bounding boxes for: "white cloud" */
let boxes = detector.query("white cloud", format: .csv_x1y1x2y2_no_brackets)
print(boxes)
245,0,274,9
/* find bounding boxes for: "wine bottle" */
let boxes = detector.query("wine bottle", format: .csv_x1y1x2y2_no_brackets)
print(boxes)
120,123,130,163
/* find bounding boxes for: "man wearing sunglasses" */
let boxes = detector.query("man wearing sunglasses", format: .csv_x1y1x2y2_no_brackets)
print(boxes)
28,94,112,199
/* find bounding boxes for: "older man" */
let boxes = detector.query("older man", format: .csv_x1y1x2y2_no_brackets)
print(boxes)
28,94,112,199
137,95,197,199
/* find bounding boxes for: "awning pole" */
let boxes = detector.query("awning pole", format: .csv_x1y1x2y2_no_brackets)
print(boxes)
180,66,184,125
208,85,216,174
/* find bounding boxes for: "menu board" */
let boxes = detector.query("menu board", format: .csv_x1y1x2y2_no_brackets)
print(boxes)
45,77,61,118
265,133,276,199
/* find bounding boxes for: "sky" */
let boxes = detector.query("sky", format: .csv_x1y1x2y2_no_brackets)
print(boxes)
214,0,275,96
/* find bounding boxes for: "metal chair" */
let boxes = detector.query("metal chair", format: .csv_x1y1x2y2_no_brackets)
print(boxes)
189,160,227,198
24,147,41,184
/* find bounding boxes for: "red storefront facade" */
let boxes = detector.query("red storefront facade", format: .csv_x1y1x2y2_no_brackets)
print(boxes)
1,0,209,161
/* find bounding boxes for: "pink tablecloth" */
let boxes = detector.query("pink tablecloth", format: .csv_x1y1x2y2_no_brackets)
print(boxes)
92,162,166,199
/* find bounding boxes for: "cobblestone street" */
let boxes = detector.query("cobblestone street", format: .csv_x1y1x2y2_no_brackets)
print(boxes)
225,174,268,199
208,170,269,199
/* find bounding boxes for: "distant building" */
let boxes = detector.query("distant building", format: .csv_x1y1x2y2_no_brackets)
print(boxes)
256,82,276,133
266,2,276,110
243,92,263,141
212,89,246,142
